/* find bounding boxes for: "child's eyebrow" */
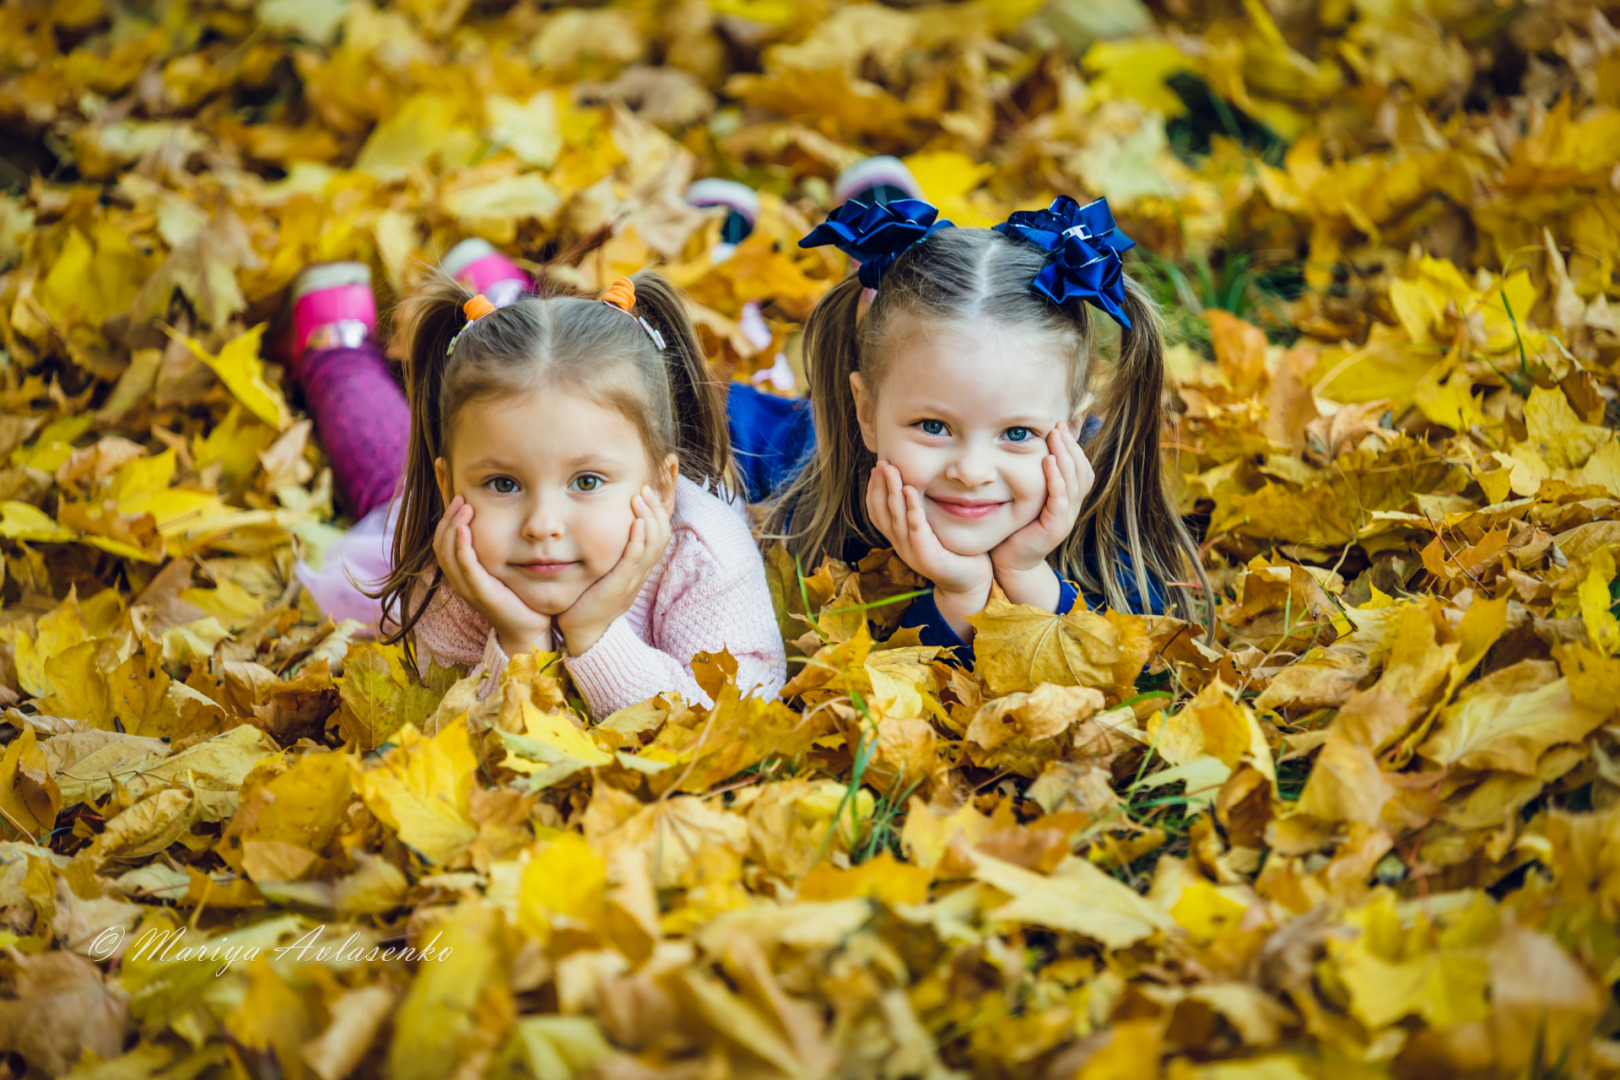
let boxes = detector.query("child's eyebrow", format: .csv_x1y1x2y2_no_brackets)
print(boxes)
561,453,624,468
896,398,961,417
460,453,626,472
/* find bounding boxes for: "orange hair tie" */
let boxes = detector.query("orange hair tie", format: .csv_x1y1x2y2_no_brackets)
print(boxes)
446,293,498,356
601,277,636,312
599,275,666,350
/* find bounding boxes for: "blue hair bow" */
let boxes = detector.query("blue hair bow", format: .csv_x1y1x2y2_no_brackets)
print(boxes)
799,197,953,289
993,196,1135,329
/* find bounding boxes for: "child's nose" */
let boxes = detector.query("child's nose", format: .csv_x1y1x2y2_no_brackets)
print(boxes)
945,443,995,487
520,495,566,540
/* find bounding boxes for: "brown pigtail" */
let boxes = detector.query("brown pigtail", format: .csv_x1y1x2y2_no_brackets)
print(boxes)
626,272,740,498
762,276,881,568
1057,278,1215,631
372,273,476,664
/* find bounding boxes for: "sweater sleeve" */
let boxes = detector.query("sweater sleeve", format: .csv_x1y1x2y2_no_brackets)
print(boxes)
563,524,788,718
563,615,706,716
410,588,513,700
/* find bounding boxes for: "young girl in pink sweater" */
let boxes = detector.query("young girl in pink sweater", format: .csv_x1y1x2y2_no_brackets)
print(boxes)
371,271,786,717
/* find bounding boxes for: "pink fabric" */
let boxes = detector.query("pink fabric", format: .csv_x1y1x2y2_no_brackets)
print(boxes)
295,495,397,630
294,284,376,353
456,253,530,293
410,475,787,716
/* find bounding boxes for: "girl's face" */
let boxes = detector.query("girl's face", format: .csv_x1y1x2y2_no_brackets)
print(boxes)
436,386,677,616
852,321,1075,557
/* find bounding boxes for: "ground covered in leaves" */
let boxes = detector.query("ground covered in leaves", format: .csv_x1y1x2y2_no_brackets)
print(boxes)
2,0,1620,1077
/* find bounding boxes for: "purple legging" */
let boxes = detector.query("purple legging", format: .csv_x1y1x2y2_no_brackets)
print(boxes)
301,343,409,519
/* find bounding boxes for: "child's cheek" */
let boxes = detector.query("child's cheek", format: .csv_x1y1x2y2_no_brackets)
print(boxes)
578,503,637,576
1011,458,1049,525
464,509,506,571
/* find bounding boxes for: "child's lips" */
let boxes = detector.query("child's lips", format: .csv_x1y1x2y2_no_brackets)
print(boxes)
928,495,1007,520
513,559,577,576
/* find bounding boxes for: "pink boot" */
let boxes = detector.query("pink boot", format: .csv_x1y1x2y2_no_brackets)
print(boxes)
443,239,533,308
279,261,378,384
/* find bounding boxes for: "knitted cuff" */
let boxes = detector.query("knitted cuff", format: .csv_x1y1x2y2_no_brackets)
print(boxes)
562,618,651,715
475,629,511,701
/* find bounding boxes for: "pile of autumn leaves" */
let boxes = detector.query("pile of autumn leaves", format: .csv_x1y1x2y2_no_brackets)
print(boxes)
2,0,1620,1077
3,376,1619,1079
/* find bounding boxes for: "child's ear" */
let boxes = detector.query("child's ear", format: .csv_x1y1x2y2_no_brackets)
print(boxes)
656,453,679,511
850,372,878,452
434,457,452,506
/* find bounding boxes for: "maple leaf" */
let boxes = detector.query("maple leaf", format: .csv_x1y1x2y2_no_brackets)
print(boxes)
168,324,291,431
499,697,612,791
0,950,130,1076
1419,660,1608,774
972,850,1172,949
517,832,608,941
351,720,478,866
386,900,510,1080
967,596,1151,700
798,850,930,905
220,750,355,884
964,682,1108,776
0,726,59,842
335,641,445,752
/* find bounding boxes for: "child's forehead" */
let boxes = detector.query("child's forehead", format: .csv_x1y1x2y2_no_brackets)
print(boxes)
882,315,1069,359
447,387,644,459
877,321,1074,402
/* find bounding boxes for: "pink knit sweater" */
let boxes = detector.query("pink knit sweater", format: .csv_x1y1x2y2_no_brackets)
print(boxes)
411,476,787,717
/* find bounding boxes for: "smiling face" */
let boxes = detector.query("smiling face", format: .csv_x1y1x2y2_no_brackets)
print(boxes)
435,385,676,616
853,320,1076,556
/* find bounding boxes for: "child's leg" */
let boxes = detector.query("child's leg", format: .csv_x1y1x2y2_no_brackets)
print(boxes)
281,263,405,519
300,341,410,519
687,179,798,394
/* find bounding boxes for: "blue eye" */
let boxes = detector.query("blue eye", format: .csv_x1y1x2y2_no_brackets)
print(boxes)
571,474,604,492
487,476,518,494
1006,427,1035,443
918,419,947,436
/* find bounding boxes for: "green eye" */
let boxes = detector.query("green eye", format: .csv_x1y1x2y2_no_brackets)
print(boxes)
488,476,518,494
572,474,603,492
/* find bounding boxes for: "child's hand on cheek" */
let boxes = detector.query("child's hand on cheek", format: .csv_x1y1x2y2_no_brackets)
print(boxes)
989,421,1095,610
434,495,553,656
556,485,671,657
867,460,994,639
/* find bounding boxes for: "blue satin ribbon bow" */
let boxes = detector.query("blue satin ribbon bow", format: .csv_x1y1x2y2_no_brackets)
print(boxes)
993,196,1135,328
798,197,953,289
